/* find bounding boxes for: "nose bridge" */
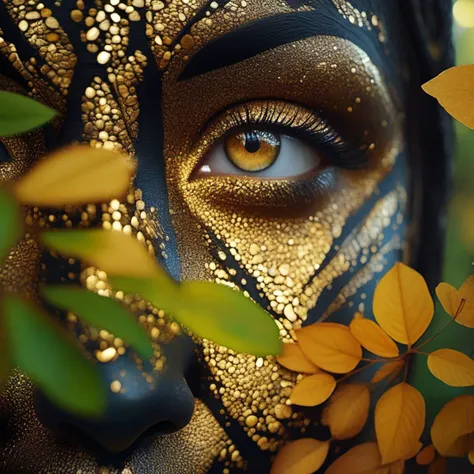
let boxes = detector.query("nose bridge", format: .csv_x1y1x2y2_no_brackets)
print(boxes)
132,52,182,281
35,332,196,454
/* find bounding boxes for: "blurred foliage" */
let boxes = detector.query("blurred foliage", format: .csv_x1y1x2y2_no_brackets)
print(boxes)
0,91,281,418
444,18,474,285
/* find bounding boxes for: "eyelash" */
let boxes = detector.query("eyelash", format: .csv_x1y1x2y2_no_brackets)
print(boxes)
204,100,369,170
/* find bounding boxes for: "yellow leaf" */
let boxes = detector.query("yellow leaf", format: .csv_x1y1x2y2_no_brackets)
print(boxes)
350,316,399,358
422,65,474,130
41,229,171,282
428,349,474,387
469,449,474,465
322,384,370,440
431,395,474,457
428,456,448,474
373,263,433,346
436,277,474,328
270,438,329,474
416,445,436,466
458,276,474,328
290,373,336,407
402,440,423,460
296,323,362,374
375,382,426,464
13,145,135,206
371,361,404,384
325,442,385,474
277,343,320,374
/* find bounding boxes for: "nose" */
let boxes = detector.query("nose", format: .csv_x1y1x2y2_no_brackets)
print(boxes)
35,332,196,454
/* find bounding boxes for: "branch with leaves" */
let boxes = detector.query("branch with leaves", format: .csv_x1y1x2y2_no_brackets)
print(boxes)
271,263,474,474
270,63,474,474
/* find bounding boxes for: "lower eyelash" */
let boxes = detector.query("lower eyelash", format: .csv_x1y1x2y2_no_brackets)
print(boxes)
219,101,369,170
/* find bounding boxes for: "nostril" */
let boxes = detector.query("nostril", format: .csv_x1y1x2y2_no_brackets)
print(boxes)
35,334,197,454
36,379,195,454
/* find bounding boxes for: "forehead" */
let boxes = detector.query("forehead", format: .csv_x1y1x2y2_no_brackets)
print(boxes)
0,0,399,90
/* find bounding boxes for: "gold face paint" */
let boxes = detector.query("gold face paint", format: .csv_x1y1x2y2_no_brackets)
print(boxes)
0,0,408,472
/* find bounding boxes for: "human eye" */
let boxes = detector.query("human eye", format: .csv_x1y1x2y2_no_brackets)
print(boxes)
193,101,369,181
187,100,371,211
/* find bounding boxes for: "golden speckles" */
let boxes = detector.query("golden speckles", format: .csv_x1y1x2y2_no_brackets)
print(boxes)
110,380,122,393
71,9,83,22
18,20,29,32
97,347,117,363
46,32,60,43
170,322,181,335
40,8,52,18
180,34,195,50
86,26,100,41
332,0,387,43
246,415,258,428
97,50,111,64
2,4,77,111
44,16,60,29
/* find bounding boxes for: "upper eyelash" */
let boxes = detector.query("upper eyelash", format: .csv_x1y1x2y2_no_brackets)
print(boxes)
216,101,369,170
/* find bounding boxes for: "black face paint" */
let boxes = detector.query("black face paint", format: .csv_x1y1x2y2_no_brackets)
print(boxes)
0,0,454,472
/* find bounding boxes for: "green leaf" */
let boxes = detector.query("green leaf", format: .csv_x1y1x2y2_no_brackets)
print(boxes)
180,281,282,356
42,286,153,360
2,295,106,416
111,277,282,357
41,229,175,282
0,187,22,264
0,91,56,137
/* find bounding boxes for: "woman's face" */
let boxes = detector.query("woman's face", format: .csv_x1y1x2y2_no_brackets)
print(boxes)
0,1,414,472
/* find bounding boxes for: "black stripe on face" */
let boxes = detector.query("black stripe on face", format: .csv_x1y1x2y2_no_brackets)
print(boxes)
127,18,181,280
178,6,385,81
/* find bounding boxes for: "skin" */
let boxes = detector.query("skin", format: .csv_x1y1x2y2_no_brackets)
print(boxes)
0,0,420,472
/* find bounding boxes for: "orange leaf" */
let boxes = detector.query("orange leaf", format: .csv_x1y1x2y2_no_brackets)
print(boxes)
296,323,362,374
428,349,474,387
270,438,329,474
431,395,474,457
436,276,474,328
322,384,370,440
350,315,399,358
371,361,404,384
373,263,433,346
416,445,436,465
290,373,336,407
375,382,426,464
422,65,474,130
428,456,448,474
325,442,385,474
277,343,320,374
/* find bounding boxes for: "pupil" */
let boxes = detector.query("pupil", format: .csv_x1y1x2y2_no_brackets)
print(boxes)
244,131,261,153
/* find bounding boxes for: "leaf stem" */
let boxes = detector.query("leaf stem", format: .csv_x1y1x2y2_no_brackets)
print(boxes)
337,360,378,384
414,299,466,351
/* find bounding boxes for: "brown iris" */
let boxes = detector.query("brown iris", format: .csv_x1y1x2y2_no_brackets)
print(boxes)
224,130,281,172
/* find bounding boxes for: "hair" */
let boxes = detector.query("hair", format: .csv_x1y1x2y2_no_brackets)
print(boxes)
400,0,454,289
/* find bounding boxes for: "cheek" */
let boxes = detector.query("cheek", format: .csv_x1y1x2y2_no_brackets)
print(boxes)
164,146,409,451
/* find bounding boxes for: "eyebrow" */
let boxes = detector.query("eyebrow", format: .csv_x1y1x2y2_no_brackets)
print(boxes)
178,9,383,81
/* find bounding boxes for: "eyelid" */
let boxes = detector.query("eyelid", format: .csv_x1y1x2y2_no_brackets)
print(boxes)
195,100,369,176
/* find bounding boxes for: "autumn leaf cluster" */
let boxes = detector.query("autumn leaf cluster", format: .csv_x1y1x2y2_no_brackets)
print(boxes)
271,263,474,474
